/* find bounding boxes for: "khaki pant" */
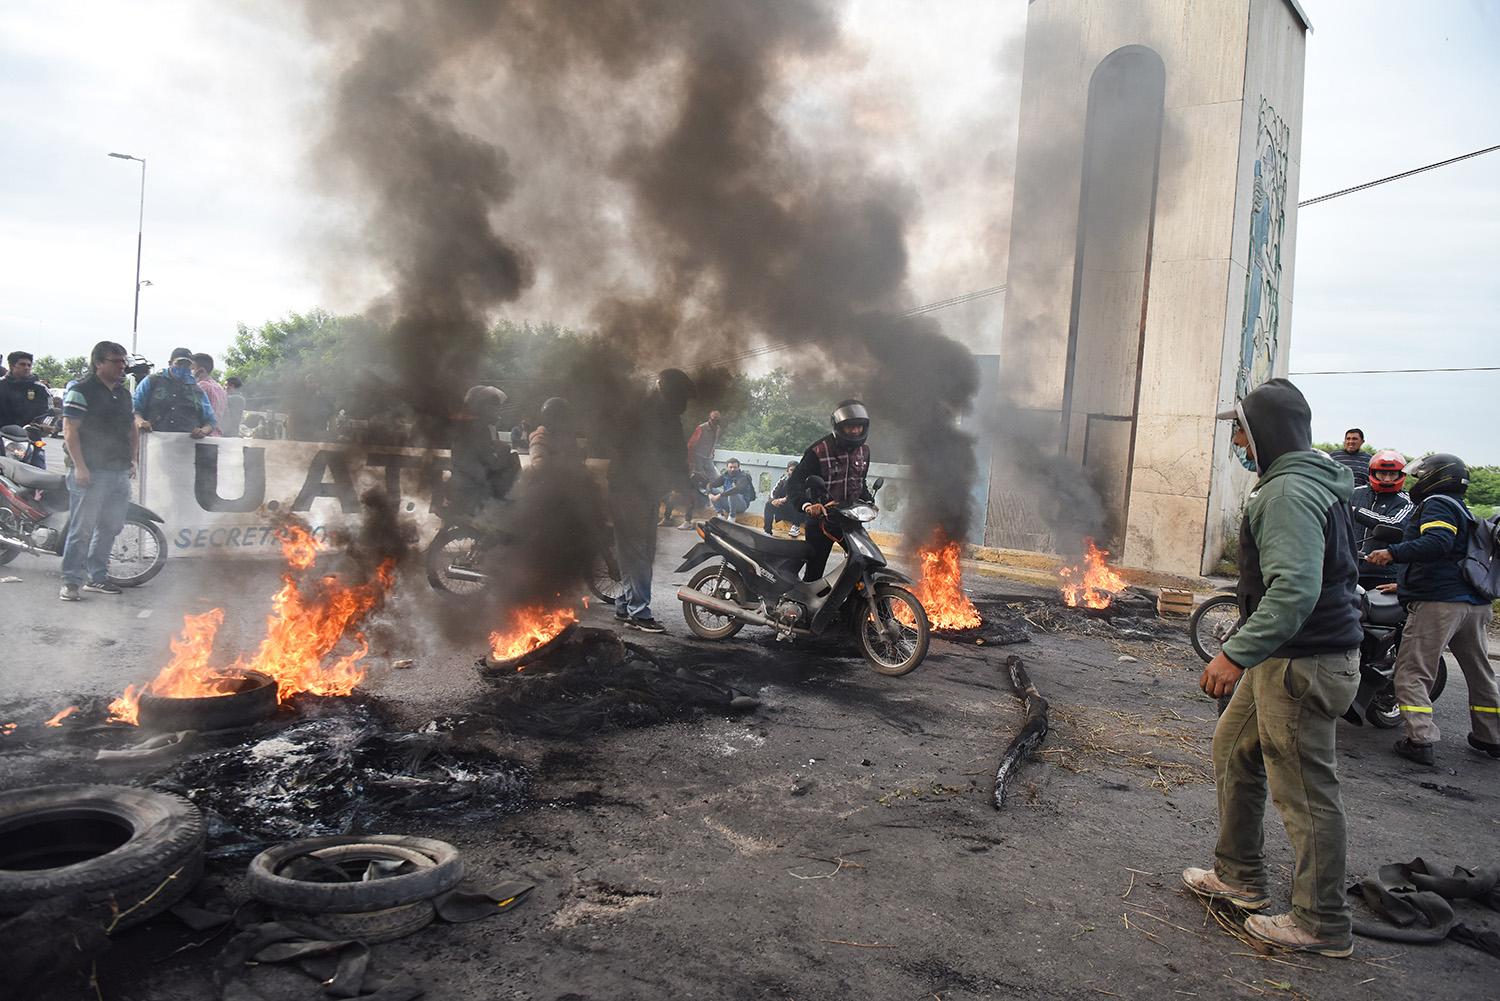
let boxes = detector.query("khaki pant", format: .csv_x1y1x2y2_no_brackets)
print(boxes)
1393,600,1500,746
1213,650,1359,941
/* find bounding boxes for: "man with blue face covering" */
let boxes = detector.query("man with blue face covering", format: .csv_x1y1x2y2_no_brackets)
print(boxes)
1183,378,1363,958
133,347,216,438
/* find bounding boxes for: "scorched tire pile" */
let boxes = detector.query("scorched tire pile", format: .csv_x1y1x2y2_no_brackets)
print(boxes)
0,784,205,930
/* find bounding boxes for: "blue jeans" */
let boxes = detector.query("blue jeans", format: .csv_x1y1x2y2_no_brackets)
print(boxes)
609,488,657,621
711,493,749,518
61,468,132,586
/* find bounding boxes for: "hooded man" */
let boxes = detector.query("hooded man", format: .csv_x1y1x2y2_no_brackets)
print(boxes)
1183,378,1363,957
133,347,215,437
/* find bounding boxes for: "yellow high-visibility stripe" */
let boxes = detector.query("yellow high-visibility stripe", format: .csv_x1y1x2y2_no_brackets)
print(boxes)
1420,520,1458,534
1399,706,1433,713
1472,706,1500,714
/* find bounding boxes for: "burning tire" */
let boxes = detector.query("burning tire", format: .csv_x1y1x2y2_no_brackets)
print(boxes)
0,784,204,930
107,516,168,587
857,583,929,676
682,564,747,640
136,669,280,732
246,836,464,913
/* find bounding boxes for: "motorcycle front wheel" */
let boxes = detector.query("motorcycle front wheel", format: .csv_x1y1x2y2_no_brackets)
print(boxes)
588,542,625,605
107,517,167,587
682,563,746,640
425,526,488,597
858,583,929,677
1189,593,1240,664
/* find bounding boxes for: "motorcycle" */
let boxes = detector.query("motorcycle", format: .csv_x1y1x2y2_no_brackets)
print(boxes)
425,514,624,605
674,476,931,676
1188,523,1447,726
0,424,169,586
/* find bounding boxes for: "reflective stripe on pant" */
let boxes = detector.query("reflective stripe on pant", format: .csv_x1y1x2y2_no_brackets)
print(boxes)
1213,650,1359,942
1392,600,1499,745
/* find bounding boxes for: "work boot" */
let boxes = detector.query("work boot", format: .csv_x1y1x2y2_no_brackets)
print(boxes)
1393,737,1436,765
1181,868,1269,911
59,584,82,602
1468,734,1500,760
1243,913,1352,958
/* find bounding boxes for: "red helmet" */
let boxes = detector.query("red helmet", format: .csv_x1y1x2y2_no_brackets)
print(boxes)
1368,449,1406,493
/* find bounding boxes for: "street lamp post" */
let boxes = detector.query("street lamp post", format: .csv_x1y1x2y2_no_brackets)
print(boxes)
107,152,147,353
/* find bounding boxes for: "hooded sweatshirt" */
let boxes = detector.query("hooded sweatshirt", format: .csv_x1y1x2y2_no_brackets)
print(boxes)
1222,379,1363,668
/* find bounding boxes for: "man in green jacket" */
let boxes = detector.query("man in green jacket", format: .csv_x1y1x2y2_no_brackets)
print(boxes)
1184,378,1363,956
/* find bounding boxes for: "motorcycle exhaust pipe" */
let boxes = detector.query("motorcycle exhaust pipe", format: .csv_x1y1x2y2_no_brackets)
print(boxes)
675,587,810,637
443,565,488,583
0,531,46,556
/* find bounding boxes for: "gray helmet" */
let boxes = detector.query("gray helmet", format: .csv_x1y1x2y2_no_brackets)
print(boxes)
539,396,573,428
831,399,869,446
463,385,508,421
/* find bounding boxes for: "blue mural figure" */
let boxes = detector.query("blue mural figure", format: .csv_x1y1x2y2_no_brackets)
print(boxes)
1238,157,1271,398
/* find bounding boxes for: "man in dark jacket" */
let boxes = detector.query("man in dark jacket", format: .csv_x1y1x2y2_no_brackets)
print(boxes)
446,386,520,522
607,369,695,633
0,351,55,467
1184,378,1363,958
1327,428,1370,486
1366,453,1500,764
786,400,874,582
59,342,137,601
706,457,755,519
1349,449,1413,587
763,461,804,537
133,348,215,437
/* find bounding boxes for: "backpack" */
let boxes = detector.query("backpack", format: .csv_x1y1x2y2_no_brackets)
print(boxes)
1459,506,1500,601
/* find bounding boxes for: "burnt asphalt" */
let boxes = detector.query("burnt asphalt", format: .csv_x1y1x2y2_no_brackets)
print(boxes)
3,529,1497,1000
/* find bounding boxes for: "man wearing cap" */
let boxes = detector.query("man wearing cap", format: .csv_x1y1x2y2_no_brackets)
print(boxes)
133,347,215,437
1183,378,1363,957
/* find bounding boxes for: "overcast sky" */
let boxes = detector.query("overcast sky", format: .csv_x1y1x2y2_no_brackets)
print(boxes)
1,0,1495,460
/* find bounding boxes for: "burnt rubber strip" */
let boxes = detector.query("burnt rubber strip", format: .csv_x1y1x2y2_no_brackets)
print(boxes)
1349,858,1500,959
992,654,1050,809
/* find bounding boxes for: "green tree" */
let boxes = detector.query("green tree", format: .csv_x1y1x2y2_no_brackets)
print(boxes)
1467,466,1500,507
718,369,828,456
31,354,89,388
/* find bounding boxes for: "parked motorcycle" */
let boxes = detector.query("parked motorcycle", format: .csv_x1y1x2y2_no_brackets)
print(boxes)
674,476,930,676
1189,530,1448,726
0,425,169,585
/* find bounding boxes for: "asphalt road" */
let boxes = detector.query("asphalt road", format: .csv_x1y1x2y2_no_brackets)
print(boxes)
4,530,1498,1001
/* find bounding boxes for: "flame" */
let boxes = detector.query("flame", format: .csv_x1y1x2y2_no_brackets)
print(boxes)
43,706,81,727
108,523,396,724
908,535,982,630
488,606,579,667
1059,539,1127,609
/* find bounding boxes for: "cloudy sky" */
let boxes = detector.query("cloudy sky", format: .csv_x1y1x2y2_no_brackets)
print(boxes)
0,0,1495,459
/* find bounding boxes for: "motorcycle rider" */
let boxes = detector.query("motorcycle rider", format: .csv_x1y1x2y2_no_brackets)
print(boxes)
527,396,581,469
133,348,215,438
1349,449,1413,588
787,400,874,582
446,385,520,524
1366,454,1500,764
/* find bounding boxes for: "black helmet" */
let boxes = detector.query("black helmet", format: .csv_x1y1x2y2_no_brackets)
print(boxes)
831,399,869,447
539,396,573,429
1406,453,1469,503
462,385,508,421
654,368,695,416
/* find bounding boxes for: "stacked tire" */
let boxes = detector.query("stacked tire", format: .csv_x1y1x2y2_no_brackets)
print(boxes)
0,785,205,931
246,835,465,943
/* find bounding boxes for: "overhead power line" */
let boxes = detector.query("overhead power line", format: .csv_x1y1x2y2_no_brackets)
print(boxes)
1297,142,1500,207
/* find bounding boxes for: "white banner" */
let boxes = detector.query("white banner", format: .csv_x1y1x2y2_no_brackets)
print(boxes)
136,434,454,558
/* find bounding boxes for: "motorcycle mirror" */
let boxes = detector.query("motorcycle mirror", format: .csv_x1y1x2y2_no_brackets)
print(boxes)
1372,524,1404,544
872,476,885,493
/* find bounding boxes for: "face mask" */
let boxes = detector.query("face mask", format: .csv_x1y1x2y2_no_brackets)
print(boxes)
1233,443,1258,472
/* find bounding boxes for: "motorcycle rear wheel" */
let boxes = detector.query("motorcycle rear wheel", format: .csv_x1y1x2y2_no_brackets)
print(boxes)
857,583,929,677
682,564,746,640
1189,593,1239,664
588,543,625,605
107,517,167,587
426,526,487,597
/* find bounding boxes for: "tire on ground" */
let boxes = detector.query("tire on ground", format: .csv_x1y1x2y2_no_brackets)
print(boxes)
246,836,464,914
279,900,437,943
0,784,205,931
137,670,280,732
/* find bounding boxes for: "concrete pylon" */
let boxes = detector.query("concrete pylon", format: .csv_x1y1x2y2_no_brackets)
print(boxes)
985,0,1310,577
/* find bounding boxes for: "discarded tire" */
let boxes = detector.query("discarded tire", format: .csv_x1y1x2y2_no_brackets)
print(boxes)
0,784,204,930
137,670,279,731
246,836,464,914
279,900,437,944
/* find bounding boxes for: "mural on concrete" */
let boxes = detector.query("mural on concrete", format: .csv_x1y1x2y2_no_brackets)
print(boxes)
1237,97,1290,397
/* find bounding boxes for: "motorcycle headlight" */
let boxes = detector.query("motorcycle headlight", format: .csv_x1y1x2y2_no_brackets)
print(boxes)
843,504,879,523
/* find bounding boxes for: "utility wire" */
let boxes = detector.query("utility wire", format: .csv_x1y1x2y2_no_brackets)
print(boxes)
1289,365,1500,376
1297,143,1500,207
